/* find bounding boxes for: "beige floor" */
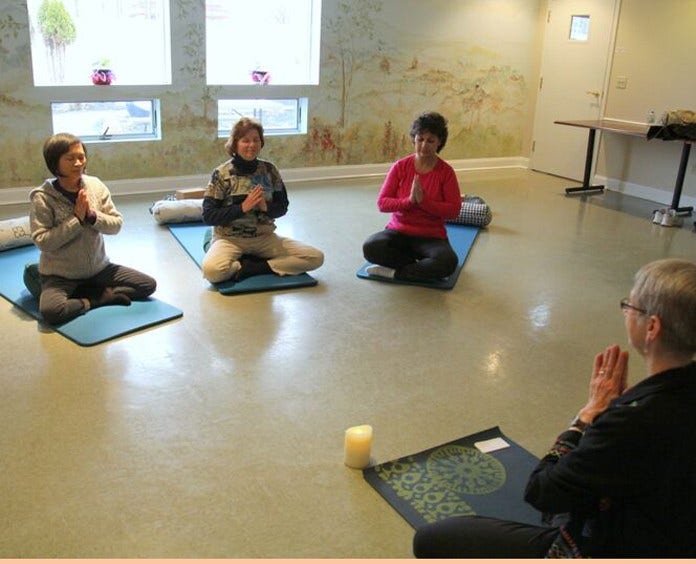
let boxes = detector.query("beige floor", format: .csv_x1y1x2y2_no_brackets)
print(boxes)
0,169,694,558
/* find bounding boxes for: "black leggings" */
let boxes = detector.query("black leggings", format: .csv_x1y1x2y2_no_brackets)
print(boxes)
39,263,156,325
413,515,558,558
362,229,458,281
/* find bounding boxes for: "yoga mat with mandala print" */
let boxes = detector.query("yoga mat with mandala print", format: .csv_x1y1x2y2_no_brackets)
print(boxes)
363,426,543,528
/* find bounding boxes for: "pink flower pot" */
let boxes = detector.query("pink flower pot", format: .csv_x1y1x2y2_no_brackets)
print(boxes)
250,70,270,84
91,69,115,85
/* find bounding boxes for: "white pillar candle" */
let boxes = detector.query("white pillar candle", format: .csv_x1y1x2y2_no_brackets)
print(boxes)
344,425,373,469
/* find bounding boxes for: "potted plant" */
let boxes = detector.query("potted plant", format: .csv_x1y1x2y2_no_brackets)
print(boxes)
38,0,76,83
91,58,115,85
250,70,271,84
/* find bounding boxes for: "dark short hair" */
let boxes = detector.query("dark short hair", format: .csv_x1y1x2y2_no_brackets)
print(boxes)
43,133,86,177
409,112,449,153
224,117,265,157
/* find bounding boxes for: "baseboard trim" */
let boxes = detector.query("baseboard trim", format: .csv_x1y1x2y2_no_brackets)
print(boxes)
595,175,696,209
7,161,691,210
281,157,529,183
0,156,525,206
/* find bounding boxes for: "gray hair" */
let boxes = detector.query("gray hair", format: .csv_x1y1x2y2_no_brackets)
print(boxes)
632,258,696,355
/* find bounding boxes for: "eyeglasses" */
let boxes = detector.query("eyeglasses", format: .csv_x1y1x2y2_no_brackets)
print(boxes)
620,298,648,315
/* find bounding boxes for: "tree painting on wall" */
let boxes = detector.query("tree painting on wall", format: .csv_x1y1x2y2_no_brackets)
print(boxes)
37,0,75,84
324,0,384,128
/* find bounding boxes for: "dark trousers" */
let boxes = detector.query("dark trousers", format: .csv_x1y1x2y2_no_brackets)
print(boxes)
362,229,458,281
413,515,558,558
39,262,156,325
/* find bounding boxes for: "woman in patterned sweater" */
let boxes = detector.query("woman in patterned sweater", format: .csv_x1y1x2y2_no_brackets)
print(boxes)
413,258,696,558
201,117,324,283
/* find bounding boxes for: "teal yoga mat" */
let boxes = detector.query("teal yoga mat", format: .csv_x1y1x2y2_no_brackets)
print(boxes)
167,222,317,295
0,245,183,346
357,224,479,289
363,426,542,529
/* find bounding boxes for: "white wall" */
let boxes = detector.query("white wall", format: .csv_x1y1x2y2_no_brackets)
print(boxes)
597,0,696,207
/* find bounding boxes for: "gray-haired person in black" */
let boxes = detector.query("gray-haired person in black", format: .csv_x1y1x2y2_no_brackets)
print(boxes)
414,258,696,558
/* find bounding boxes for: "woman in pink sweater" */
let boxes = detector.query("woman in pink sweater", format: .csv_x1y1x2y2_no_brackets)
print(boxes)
362,112,462,281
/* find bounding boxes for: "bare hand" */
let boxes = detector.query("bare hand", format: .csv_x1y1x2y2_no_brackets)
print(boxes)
241,185,266,213
578,344,629,424
74,189,90,222
410,176,424,204
255,185,268,212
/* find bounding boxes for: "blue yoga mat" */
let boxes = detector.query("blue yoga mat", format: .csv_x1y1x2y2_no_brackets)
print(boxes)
357,223,479,289
167,222,317,295
0,245,183,346
363,426,542,529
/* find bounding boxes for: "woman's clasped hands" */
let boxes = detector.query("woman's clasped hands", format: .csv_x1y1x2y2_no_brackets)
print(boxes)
409,175,424,204
241,184,268,213
74,188,91,223
578,344,629,424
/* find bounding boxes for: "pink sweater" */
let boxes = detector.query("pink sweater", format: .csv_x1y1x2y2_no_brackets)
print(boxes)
377,154,462,239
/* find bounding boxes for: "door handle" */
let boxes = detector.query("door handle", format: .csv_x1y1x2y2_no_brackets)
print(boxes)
586,90,601,98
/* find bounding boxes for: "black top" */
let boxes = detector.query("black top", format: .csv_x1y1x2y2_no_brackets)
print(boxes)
647,123,696,141
525,362,696,557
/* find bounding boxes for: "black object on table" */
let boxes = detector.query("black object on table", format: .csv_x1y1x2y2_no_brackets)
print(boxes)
555,119,693,216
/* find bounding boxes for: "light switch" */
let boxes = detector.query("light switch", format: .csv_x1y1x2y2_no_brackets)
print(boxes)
616,76,627,89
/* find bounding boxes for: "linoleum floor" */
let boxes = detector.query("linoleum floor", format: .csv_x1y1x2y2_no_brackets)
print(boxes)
1,169,694,557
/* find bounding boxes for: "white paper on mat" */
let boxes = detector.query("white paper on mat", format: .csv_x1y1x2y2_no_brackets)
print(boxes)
474,437,510,453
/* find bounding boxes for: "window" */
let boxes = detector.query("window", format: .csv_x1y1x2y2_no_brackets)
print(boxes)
569,15,590,41
51,100,161,142
217,99,307,137
27,0,171,86
206,0,321,85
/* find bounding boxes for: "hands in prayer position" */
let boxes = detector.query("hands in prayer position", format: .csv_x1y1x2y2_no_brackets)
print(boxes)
579,344,629,424
241,184,268,213
74,188,91,222
409,176,424,204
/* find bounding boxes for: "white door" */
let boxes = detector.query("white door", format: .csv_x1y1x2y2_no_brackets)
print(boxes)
530,0,620,181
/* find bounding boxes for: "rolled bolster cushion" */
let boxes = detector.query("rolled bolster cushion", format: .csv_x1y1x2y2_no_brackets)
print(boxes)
150,198,204,224
0,216,33,250
447,195,493,227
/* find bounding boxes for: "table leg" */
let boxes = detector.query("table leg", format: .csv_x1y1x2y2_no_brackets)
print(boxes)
670,142,693,215
565,128,605,195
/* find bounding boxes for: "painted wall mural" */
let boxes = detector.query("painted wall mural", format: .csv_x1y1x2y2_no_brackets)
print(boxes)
0,0,540,189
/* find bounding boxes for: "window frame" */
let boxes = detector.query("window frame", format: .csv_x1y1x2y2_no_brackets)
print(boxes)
27,0,172,87
50,99,162,144
217,98,308,138
205,0,321,86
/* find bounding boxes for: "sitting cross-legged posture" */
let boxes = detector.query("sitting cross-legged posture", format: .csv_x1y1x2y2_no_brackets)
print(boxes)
362,111,462,281
29,133,156,325
201,117,324,284
413,258,696,558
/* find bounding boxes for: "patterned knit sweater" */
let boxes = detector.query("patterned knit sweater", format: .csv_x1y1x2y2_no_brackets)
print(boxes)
202,158,289,239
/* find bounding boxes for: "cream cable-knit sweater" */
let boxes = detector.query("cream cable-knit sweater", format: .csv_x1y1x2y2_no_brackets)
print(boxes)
30,175,122,279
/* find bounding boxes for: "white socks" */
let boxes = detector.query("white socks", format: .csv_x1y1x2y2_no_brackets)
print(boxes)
366,265,396,279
